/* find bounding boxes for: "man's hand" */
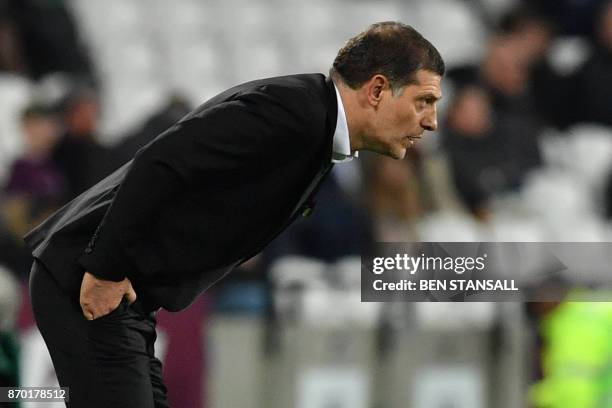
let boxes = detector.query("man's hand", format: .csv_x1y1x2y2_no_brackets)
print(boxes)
79,271,137,320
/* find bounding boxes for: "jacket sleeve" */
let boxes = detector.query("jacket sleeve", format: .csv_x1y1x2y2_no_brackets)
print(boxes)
77,87,316,281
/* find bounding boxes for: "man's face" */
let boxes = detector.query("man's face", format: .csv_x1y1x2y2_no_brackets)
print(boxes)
24,115,60,155
365,70,442,159
598,3,612,51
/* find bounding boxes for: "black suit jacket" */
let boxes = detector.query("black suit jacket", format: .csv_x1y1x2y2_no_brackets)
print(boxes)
24,74,337,311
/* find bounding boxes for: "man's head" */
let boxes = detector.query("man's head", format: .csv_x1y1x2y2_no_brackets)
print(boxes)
597,1,612,51
21,104,61,158
331,22,444,159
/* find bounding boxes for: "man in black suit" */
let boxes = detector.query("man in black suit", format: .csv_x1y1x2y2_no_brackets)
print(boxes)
26,22,444,407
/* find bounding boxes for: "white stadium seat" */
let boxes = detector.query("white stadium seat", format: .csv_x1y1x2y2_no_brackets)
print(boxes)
565,124,612,193
412,0,487,67
417,211,486,242
0,75,31,185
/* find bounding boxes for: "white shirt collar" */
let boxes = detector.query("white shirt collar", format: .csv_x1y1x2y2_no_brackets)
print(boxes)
332,82,358,163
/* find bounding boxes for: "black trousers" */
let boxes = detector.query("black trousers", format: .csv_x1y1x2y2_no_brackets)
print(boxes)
29,260,170,408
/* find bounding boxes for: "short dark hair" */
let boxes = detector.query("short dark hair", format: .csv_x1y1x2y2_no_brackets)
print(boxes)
21,103,56,122
330,22,445,93
498,6,555,35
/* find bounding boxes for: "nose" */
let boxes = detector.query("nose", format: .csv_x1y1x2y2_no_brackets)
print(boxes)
421,108,438,132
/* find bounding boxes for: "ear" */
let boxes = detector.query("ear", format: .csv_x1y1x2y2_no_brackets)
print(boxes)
365,75,389,107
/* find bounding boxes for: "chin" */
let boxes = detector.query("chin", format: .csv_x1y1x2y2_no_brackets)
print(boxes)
388,147,407,160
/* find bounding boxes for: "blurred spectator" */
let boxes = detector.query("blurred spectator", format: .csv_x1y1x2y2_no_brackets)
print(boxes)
498,6,555,67
1,104,65,278
530,297,612,407
526,0,607,37
0,0,96,82
561,1,612,128
524,276,572,387
443,10,549,218
51,86,114,200
363,153,423,241
4,104,65,202
0,0,26,74
443,83,498,218
483,6,552,141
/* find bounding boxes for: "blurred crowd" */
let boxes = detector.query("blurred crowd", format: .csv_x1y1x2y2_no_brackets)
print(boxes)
1,0,612,407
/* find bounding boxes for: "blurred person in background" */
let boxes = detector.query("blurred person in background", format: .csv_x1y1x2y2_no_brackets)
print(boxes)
25,22,444,407
479,9,549,166
526,0,608,37
480,6,549,174
0,0,26,74
560,0,612,128
496,6,554,74
0,0,95,81
364,153,423,240
497,7,570,129
1,104,65,278
51,86,114,202
443,7,550,219
443,83,498,219
528,0,612,129
530,296,612,407
4,104,65,204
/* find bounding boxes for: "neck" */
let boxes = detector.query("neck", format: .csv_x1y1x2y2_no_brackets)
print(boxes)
335,81,366,153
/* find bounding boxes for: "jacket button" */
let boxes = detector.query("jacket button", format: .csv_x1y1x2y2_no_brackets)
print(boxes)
302,206,313,217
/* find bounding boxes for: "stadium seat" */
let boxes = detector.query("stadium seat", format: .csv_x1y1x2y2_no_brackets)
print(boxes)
488,214,547,242
417,211,486,242
566,124,612,193
412,0,487,67
521,169,594,221
0,75,31,185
